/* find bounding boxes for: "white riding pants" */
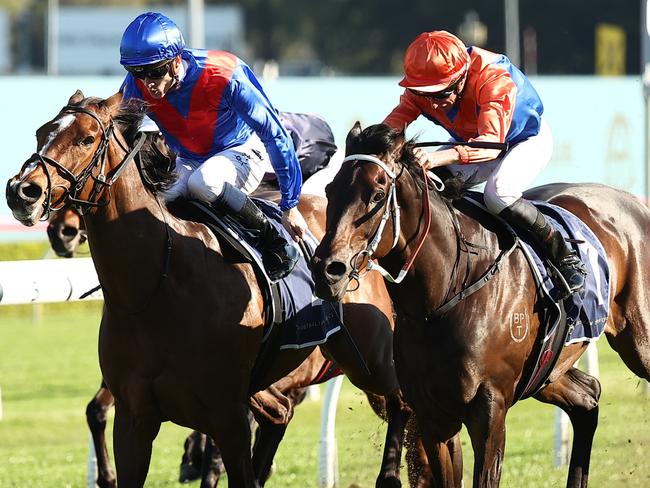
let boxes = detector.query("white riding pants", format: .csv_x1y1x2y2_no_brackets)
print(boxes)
445,117,553,214
163,133,268,203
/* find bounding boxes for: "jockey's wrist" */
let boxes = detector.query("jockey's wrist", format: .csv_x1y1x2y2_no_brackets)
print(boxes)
280,200,299,212
453,145,470,164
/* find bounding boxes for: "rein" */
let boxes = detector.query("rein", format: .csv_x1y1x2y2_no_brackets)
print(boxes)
22,105,146,220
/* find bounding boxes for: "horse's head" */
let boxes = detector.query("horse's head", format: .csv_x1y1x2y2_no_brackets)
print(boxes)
313,122,413,301
6,90,125,226
46,206,87,258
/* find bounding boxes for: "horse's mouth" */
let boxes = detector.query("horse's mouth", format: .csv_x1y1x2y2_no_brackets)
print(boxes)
314,275,349,302
7,194,44,226
11,208,42,227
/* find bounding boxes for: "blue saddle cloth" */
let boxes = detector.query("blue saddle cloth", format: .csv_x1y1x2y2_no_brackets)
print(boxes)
518,200,610,343
464,192,610,344
254,200,343,349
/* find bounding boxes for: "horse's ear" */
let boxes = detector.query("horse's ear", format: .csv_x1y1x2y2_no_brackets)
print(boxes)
393,126,406,144
390,127,408,160
101,92,124,112
345,121,363,152
68,89,85,106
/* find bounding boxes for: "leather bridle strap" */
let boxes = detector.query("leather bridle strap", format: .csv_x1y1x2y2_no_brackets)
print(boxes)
428,206,520,317
343,153,442,285
27,106,146,218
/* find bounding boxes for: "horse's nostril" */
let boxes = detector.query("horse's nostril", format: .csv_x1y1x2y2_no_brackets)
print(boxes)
18,181,43,203
325,261,347,279
61,226,78,238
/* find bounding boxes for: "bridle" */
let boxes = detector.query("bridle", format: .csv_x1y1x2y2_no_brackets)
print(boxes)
20,105,146,220
343,153,445,288
21,102,172,313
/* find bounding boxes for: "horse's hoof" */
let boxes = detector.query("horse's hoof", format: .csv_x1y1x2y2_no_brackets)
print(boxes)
178,463,202,483
375,475,401,488
97,478,117,488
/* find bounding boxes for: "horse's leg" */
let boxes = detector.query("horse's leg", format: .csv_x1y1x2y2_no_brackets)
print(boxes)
464,386,507,487
534,367,601,488
199,436,225,488
605,319,650,381
251,422,287,485
323,302,410,486
405,421,432,488
85,382,116,488
112,400,161,487
209,403,259,488
414,414,460,488
249,385,295,485
365,391,411,488
179,431,209,483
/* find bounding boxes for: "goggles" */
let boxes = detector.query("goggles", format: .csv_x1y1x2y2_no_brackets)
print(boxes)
410,72,466,100
126,60,173,80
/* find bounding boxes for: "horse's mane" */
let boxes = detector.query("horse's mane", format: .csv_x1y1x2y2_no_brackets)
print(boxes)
85,97,178,193
349,124,466,201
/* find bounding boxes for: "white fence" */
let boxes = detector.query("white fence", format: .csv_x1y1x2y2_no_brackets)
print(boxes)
0,257,102,305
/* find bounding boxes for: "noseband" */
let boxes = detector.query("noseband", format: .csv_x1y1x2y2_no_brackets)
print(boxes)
343,153,444,287
20,105,146,220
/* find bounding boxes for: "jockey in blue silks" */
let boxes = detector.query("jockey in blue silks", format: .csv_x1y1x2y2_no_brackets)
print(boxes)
119,11,304,281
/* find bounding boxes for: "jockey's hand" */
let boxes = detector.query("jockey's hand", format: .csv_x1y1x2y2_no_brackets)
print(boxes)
414,147,458,169
282,206,307,242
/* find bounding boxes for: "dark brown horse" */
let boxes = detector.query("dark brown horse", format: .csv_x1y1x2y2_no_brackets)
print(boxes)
47,202,441,488
312,123,650,487
7,92,421,488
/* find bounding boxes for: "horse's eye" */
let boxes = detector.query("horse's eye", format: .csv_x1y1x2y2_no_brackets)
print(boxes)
80,135,95,147
372,190,385,203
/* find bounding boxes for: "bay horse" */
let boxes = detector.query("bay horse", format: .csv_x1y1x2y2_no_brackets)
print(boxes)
312,123,650,487
47,202,440,488
7,91,424,488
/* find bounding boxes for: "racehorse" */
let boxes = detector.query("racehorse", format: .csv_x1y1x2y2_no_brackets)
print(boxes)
7,91,420,488
312,123,650,487
47,199,442,487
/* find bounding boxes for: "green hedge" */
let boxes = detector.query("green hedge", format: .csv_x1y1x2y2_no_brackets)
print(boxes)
0,240,51,261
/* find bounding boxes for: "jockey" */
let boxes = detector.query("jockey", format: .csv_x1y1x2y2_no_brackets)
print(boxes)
119,11,305,281
384,30,587,297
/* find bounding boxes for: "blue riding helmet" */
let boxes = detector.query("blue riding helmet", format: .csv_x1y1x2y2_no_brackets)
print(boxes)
120,12,185,67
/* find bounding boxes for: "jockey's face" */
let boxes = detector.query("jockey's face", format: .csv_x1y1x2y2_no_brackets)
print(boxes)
410,72,467,111
141,56,182,100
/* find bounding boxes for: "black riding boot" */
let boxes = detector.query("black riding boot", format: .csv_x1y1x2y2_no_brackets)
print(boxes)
500,198,587,298
234,197,299,281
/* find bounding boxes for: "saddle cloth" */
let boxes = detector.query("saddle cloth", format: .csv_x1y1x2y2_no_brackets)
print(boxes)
187,198,343,350
518,200,610,343
463,192,610,399
465,192,610,343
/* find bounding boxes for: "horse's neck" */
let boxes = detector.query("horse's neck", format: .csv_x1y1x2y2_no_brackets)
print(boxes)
83,147,174,308
382,172,460,316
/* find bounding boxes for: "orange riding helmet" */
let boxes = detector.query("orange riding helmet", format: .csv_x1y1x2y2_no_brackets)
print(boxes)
399,31,470,92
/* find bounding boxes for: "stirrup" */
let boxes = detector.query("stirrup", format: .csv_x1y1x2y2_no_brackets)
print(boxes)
263,240,299,282
548,255,586,300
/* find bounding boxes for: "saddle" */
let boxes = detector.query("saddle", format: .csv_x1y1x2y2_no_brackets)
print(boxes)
168,198,344,392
